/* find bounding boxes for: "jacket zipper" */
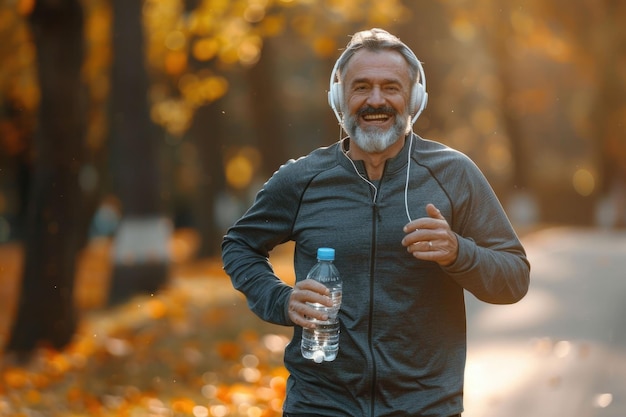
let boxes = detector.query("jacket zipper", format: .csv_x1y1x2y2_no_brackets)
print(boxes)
368,198,378,417
367,172,385,417
342,149,384,416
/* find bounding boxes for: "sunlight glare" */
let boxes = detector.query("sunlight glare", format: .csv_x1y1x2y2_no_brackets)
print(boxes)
553,340,572,358
165,30,186,51
572,168,595,196
210,404,228,417
593,393,613,408
238,36,262,66
193,405,209,417
451,14,476,42
471,288,558,332
202,384,217,399
464,342,537,414
246,406,263,417
263,334,289,353
226,155,254,190
244,5,266,23
242,354,259,368
240,367,261,383
193,38,220,61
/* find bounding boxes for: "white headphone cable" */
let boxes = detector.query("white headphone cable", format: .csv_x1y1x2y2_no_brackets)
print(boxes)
341,134,412,222
404,134,413,223
341,141,379,204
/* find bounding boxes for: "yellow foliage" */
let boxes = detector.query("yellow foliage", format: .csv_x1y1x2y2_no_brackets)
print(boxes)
165,50,188,75
133,0,417,135
2,367,29,389
171,396,196,413
147,299,168,319
226,155,255,190
16,0,34,16
65,385,84,403
258,15,286,37
312,36,337,58
192,37,220,61
238,35,263,66
24,389,41,404
451,13,476,42
165,30,187,51
572,168,596,197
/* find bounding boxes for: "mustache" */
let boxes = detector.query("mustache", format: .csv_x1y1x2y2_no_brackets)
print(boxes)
357,106,397,117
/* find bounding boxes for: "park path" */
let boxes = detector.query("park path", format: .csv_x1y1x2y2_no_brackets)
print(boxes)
463,227,626,417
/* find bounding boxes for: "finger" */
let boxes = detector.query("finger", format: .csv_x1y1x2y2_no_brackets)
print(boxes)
409,240,434,253
292,291,332,311
426,203,446,221
288,306,317,328
296,279,330,296
289,295,326,327
402,219,423,234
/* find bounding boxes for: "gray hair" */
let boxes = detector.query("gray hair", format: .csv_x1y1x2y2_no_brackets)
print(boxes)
335,28,420,85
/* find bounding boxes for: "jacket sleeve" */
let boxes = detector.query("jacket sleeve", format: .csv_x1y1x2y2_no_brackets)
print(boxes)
440,154,530,304
221,161,300,326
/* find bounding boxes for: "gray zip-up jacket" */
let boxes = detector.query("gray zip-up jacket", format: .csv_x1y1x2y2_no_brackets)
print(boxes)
222,134,530,417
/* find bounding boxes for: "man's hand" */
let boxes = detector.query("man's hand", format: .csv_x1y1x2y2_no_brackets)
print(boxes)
402,203,459,267
288,279,333,328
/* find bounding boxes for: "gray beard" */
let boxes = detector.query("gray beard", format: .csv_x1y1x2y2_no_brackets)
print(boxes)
344,113,410,153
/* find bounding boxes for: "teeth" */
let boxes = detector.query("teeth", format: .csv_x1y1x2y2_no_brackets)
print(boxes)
363,114,389,121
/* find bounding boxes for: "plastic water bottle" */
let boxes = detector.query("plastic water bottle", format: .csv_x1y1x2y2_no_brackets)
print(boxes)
301,247,343,363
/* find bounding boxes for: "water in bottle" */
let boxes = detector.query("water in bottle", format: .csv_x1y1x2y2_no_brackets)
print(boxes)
301,247,343,363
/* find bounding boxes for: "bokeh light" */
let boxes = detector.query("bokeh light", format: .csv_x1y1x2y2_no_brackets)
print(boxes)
572,168,595,196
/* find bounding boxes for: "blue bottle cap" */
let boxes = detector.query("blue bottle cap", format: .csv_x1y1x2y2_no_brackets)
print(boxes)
317,247,335,261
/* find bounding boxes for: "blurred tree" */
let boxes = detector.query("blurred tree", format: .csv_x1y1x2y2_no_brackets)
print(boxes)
395,1,449,135
167,0,227,259
245,38,289,178
6,0,91,355
582,0,626,228
107,0,170,305
485,4,529,191
473,1,538,225
524,0,626,225
184,103,226,257
0,2,39,243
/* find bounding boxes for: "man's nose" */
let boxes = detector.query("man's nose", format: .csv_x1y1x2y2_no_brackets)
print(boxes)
366,86,385,107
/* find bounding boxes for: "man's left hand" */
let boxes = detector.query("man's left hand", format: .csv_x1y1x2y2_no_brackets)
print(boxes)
402,203,459,267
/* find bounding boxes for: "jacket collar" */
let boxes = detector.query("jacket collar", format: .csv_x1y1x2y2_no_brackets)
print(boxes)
338,133,416,178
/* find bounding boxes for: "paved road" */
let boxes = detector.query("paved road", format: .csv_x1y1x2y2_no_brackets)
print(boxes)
463,227,626,417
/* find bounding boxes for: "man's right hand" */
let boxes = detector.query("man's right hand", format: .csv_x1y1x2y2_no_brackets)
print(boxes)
288,279,333,328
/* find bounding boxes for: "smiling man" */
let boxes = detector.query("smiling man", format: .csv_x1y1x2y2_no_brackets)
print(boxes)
222,28,530,417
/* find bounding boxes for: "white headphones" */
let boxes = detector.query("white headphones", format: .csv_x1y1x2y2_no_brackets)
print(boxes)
327,45,428,127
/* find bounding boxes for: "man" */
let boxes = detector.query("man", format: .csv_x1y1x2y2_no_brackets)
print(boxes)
222,28,530,417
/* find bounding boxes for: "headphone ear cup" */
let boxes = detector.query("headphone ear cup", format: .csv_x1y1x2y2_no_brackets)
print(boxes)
411,83,425,115
329,82,342,111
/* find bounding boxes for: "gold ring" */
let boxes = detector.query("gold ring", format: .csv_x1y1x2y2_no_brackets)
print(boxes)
428,241,433,249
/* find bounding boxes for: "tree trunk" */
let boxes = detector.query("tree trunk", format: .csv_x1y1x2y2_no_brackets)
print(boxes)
245,40,289,178
487,7,538,227
7,0,88,355
107,0,170,305
186,103,225,258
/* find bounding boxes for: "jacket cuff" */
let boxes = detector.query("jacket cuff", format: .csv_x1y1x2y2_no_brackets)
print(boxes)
442,233,475,274
283,288,296,326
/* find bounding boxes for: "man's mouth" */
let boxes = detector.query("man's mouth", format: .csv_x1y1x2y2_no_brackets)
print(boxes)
363,113,390,121
359,107,395,122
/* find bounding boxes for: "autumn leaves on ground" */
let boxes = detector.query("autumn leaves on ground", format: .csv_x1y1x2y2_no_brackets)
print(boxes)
0,230,295,417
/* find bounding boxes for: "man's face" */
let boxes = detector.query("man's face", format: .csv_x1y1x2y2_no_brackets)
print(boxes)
340,49,412,153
